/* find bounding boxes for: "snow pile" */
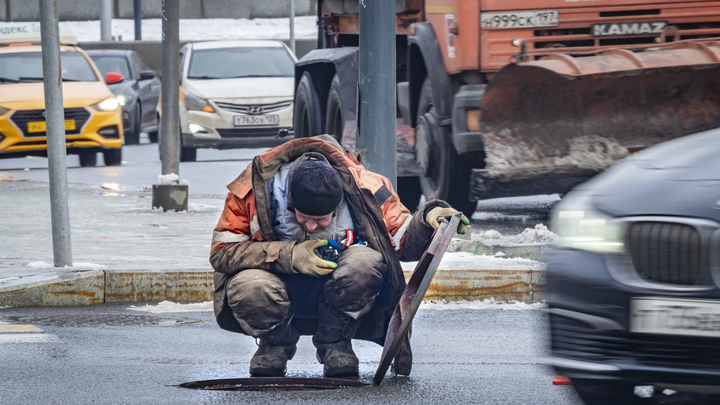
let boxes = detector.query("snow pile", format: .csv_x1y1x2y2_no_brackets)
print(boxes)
128,300,213,313
403,251,544,271
54,17,319,43
471,224,557,245
157,173,179,185
421,298,546,310
0,277,20,284
26,262,108,270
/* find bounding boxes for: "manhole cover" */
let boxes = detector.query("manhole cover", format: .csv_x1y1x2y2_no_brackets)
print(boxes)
179,377,368,391
4,314,199,327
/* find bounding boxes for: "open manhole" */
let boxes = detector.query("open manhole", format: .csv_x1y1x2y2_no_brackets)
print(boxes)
178,377,368,391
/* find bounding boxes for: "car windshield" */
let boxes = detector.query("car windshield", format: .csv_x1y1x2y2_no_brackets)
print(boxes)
90,55,131,79
0,51,98,83
187,46,294,79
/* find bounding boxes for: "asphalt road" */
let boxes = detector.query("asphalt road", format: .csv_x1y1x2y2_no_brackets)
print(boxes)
0,303,583,405
0,137,557,233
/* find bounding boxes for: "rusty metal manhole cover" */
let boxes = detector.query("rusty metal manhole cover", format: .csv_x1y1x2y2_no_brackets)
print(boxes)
178,377,368,391
3,314,200,327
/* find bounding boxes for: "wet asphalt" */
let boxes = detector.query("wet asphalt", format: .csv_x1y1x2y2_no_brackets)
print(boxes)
0,303,583,405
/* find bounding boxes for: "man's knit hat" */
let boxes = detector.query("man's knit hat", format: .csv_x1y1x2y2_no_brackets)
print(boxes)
290,160,343,216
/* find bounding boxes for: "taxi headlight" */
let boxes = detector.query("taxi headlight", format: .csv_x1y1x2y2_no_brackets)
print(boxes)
0,106,9,116
551,191,625,254
116,94,129,106
92,97,120,112
184,91,215,113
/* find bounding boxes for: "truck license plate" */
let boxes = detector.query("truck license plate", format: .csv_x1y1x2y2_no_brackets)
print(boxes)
631,298,720,338
234,114,279,127
27,120,76,132
481,10,558,29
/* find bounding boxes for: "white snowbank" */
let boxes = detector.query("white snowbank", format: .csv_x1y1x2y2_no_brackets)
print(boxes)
0,277,20,284
26,261,108,270
421,298,546,311
54,17,318,43
127,300,213,313
471,223,557,245
402,251,544,271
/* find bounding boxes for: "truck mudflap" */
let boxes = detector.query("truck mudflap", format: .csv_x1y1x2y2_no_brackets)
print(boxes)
476,41,720,191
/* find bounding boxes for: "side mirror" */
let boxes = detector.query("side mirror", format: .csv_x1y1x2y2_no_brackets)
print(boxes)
105,72,124,84
139,70,156,81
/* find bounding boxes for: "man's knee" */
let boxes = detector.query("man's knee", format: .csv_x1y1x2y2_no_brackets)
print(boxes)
324,246,387,313
226,269,291,336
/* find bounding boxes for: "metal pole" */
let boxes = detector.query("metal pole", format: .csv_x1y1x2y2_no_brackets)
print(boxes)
39,0,72,267
160,0,180,177
134,0,142,40
100,0,112,41
357,0,397,189
289,0,295,55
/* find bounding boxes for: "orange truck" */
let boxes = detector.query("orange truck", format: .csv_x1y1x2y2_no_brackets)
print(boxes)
293,0,720,211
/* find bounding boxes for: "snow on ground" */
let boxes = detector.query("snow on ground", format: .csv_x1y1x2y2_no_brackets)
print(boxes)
54,17,319,42
128,300,213,313
421,298,546,310
471,223,557,245
26,261,109,270
0,277,20,284
127,299,544,313
402,251,545,271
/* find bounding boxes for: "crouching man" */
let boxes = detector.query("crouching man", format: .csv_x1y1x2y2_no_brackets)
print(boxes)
210,135,468,377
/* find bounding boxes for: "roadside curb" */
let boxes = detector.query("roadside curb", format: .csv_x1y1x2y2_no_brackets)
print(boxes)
0,264,546,307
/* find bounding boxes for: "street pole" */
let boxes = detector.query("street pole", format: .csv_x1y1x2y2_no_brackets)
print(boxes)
39,0,72,267
100,0,112,41
134,0,142,40
357,0,397,189
289,0,295,55
152,0,187,211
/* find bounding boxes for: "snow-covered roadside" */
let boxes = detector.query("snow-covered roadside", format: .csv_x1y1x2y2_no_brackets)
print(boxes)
26,262,108,270
50,17,319,42
472,224,558,245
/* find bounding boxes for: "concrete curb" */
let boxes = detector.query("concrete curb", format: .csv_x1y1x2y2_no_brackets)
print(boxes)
0,265,546,307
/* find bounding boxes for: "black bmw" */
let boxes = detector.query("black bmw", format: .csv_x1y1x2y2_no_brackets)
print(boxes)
545,129,720,404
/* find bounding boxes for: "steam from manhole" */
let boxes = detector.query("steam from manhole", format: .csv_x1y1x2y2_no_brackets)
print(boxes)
178,377,368,391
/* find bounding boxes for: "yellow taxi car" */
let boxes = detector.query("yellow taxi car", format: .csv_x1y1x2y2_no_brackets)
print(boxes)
0,26,123,166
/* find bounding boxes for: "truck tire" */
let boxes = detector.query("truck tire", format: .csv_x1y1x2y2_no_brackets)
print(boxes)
324,74,344,142
293,71,323,138
415,78,476,214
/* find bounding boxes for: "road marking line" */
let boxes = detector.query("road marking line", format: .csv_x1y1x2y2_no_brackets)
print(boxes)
0,324,44,333
0,333,59,343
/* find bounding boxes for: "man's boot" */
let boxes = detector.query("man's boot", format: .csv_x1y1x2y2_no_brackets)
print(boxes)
313,300,360,377
249,322,299,377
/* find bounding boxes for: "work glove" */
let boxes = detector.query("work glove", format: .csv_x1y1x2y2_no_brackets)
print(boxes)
291,239,338,277
426,207,470,235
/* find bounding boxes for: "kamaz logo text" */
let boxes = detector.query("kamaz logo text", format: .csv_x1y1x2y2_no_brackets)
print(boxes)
591,21,668,37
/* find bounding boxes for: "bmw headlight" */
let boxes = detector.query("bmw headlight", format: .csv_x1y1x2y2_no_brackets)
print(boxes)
184,91,215,113
551,191,625,254
91,97,120,112
115,94,130,107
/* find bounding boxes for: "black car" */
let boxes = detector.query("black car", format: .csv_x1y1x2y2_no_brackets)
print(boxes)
87,50,161,145
546,129,720,404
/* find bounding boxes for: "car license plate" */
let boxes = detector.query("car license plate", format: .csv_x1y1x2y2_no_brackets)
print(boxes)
480,10,558,29
591,21,667,37
234,114,279,127
631,298,720,338
27,120,76,132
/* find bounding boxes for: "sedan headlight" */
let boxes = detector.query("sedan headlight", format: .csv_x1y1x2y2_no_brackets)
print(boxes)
91,97,120,112
115,94,130,107
551,191,625,254
184,91,215,113
0,106,9,116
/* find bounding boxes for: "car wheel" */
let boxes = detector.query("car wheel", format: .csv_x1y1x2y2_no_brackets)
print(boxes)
324,74,343,142
148,114,159,143
180,133,196,162
78,151,97,167
293,71,323,138
415,78,478,214
124,103,141,145
572,379,643,405
103,148,122,166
